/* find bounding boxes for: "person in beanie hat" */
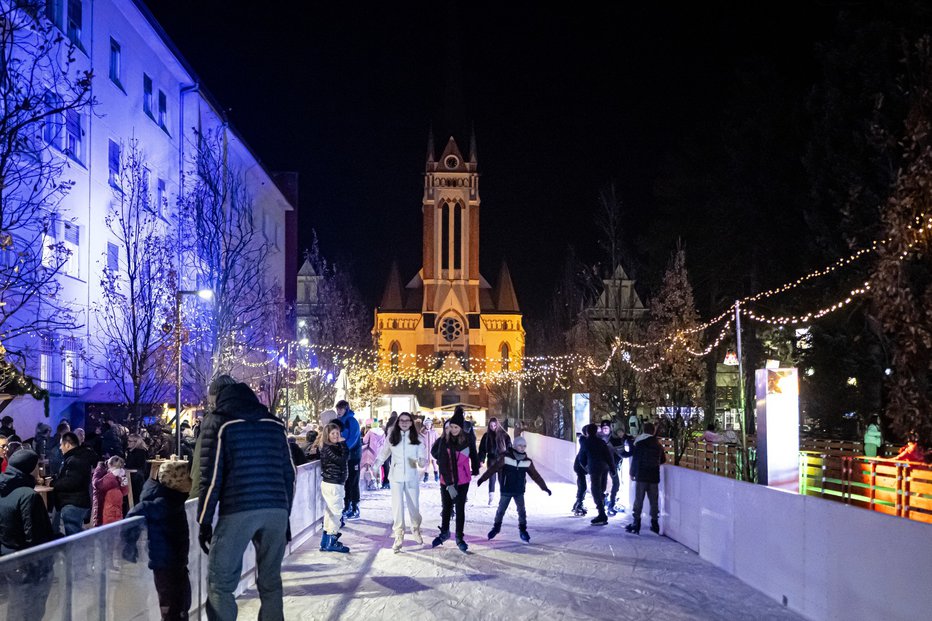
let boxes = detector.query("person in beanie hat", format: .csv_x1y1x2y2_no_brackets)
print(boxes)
0,449,55,617
124,460,193,620
430,406,479,552
478,435,552,543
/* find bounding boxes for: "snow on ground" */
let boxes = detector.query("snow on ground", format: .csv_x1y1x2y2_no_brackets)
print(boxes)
237,465,804,621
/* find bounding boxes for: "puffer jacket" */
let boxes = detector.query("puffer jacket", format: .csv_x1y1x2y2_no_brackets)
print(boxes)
53,444,98,510
477,447,550,496
124,478,189,570
197,383,296,527
0,466,55,553
432,432,479,486
92,464,128,526
337,408,362,461
629,433,666,483
374,433,427,484
320,442,348,485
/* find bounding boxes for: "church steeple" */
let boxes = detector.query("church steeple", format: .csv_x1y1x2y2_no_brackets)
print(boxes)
426,125,435,163
495,261,520,313
469,125,478,164
380,261,404,310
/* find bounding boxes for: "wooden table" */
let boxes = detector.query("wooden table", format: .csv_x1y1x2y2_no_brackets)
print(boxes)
147,459,169,480
35,484,53,509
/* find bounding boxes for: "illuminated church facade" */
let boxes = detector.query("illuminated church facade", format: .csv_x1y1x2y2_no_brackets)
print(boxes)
373,133,524,411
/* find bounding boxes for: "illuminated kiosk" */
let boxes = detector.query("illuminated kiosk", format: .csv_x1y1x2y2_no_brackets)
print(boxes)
754,367,799,492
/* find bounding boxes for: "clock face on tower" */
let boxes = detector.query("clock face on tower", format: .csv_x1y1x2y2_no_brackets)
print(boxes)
444,155,459,169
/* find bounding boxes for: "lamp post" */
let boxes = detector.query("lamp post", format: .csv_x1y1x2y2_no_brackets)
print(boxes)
175,288,213,456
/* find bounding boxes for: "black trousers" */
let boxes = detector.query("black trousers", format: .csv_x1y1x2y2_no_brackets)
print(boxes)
608,466,620,504
153,566,191,620
590,470,608,515
574,464,587,503
440,483,469,538
344,458,361,509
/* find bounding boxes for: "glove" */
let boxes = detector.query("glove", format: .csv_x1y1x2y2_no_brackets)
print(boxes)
476,478,484,487
198,523,212,555
446,485,458,500
545,489,552,496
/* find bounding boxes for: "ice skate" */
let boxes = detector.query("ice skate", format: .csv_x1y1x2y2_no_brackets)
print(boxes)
412,526,423,544
392,532,404,553
590,513,608,526
625,519,641,535
456,537,469,553
423,472,428,483
431,530,450,548
572,500,587,516
487,524,501,540
519,529,530,543
650,519,660,534
433,472,439,482
606,501,618,517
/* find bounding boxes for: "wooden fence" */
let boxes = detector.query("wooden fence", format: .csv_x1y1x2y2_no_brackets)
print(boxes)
799,452,932,524
658,438,748,480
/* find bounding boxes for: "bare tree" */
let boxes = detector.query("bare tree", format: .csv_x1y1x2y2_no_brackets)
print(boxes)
94,140,175,421
0,2,93,370
179,129,276,397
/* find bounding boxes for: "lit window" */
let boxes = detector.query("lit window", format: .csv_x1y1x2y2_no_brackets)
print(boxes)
39,353,51,390
109,38,122,87
390,342,400,372
108,140,120,188
158,90,168,132
61,221,80,278
62,350,77,393
143,74,153,117
501,343,510,372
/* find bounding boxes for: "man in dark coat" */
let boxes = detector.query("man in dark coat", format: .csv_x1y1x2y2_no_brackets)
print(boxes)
0,415,15,438
52,431,98,536
0,449,55,616
197,376,295,621
626,421,666,535
576,423,614,525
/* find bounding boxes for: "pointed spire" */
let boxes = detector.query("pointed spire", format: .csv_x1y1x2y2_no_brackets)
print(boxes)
469,124,478,163
426,125,435,163
380,261,405,310
495,261,520,312
439,136,465,165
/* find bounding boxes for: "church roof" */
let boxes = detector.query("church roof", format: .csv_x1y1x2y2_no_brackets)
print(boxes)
379,261,405,310
297,258,317,277
495,261,520,313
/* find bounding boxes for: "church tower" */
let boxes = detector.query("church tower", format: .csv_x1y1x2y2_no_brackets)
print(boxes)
373,131,524,414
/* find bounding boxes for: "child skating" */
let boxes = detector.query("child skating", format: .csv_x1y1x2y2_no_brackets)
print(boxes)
430,406,479,552
318,422,350,553
477,435,552,543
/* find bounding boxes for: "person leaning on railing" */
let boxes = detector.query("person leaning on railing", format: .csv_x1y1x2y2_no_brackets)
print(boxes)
894,434,927,463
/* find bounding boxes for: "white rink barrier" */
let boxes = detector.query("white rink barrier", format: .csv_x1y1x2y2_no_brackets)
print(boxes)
521,432,578,483
663,465,932,621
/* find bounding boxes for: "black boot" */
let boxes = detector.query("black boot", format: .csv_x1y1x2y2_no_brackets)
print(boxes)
650,519,660,534
625,519,641,534
590,513,608,525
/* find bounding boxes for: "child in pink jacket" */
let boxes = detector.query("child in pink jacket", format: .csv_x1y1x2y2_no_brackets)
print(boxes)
92,456,129,526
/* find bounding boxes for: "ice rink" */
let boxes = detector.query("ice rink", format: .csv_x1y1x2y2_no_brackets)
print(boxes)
237,465,804,621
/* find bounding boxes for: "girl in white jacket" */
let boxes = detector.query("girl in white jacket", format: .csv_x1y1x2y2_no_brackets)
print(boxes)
373,411,427,552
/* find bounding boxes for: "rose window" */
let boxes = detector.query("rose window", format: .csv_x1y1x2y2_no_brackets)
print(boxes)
440,317,463,342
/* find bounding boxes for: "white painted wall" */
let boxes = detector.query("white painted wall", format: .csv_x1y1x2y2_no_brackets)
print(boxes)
663,465,932,621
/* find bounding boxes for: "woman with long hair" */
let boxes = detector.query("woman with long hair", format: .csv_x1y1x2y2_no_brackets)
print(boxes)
419,417,439,482
317,422,350,553
478,417,512,505
430,407,479,552
373,412,426,552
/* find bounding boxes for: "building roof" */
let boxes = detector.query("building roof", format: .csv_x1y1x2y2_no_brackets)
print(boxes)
297,258,318,277
495,261,520,313
380,261,405,310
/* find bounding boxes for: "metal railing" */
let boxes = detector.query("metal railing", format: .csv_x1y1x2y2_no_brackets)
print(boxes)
799,452,932,524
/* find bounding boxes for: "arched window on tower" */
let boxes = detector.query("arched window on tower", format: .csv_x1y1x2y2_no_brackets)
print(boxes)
390,341,400,372
453,202,462,270
441,202,450,271
501,342,510,372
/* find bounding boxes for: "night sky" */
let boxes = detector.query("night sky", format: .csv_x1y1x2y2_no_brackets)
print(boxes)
146,1,838,318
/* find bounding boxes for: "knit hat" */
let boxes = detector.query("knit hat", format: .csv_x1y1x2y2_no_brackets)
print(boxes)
158,460,192,494
448,408,465,429
9,449,39,474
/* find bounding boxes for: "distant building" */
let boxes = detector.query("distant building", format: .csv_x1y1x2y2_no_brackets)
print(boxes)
2,0,295,433
373,133,524,413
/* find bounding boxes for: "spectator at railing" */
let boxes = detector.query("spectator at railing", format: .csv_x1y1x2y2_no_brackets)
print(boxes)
702,424,724,444
894,434,926,463
863,417,883,457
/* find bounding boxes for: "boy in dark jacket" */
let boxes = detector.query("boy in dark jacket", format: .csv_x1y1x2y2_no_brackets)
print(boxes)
124,460,192,620
576,423,615,525
478,435,551,542
625,421,666,535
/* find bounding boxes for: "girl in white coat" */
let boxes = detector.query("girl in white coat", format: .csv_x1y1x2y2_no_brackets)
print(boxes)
373,411,427,552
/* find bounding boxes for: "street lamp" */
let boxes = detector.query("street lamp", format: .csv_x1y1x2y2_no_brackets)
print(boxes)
174,288,213,456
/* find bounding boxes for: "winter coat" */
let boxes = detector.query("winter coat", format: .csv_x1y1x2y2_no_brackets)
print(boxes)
432,433,479,486
477,447,550,496
320,442,349,485
361,428,385,470
196,383,296,528
864,424,882,448
124,478,189,570
573,436,588,475
337,409,362,461
289,441,308,466
92,464,128,526
629,434,666,484
53,445,98,510
0,466,54,553
374,434,426,484
419,427,438,464
47,435,65,477
478,429,512,464
576,435,614,475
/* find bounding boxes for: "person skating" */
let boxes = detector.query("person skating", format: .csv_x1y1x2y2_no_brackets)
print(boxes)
335,400,363,518
572,427,589,516
478,417,512,505
430,406,479,552
598,420,627,516
361,420,386,491
318,422,351,553
577,423,614,525
625,422,666,535
419,417,439,482
478,435,552,543
372,412,427,552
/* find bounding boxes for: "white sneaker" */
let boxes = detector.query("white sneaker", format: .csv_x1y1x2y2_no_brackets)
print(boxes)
412,527,423,544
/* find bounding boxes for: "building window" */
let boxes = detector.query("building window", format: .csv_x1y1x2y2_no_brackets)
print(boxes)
66,0,82,49
109,38,122,88
61,221,79,278
106,241,119,273
143,74,153,117
390,342,400,372
39,352,52,390
63,108,83,162
440,317,463,343
156,178,166,216
46,0,64,28
43,92,63,148
453,203,462,270
501,343,510,372
158,90,169,132
62,349,77,394
441,203,450,271
108,139,120,188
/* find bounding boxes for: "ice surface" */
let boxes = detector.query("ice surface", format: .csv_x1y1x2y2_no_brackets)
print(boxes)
237,465,804,621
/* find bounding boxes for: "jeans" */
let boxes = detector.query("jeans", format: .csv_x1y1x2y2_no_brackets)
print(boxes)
154,566,191,620
344,458,361,510
632,481,660,524
590,470,608,516
493,493,526,530
608,466,620,505
207,508,289,621
60,504,89,536
440,483,469,538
